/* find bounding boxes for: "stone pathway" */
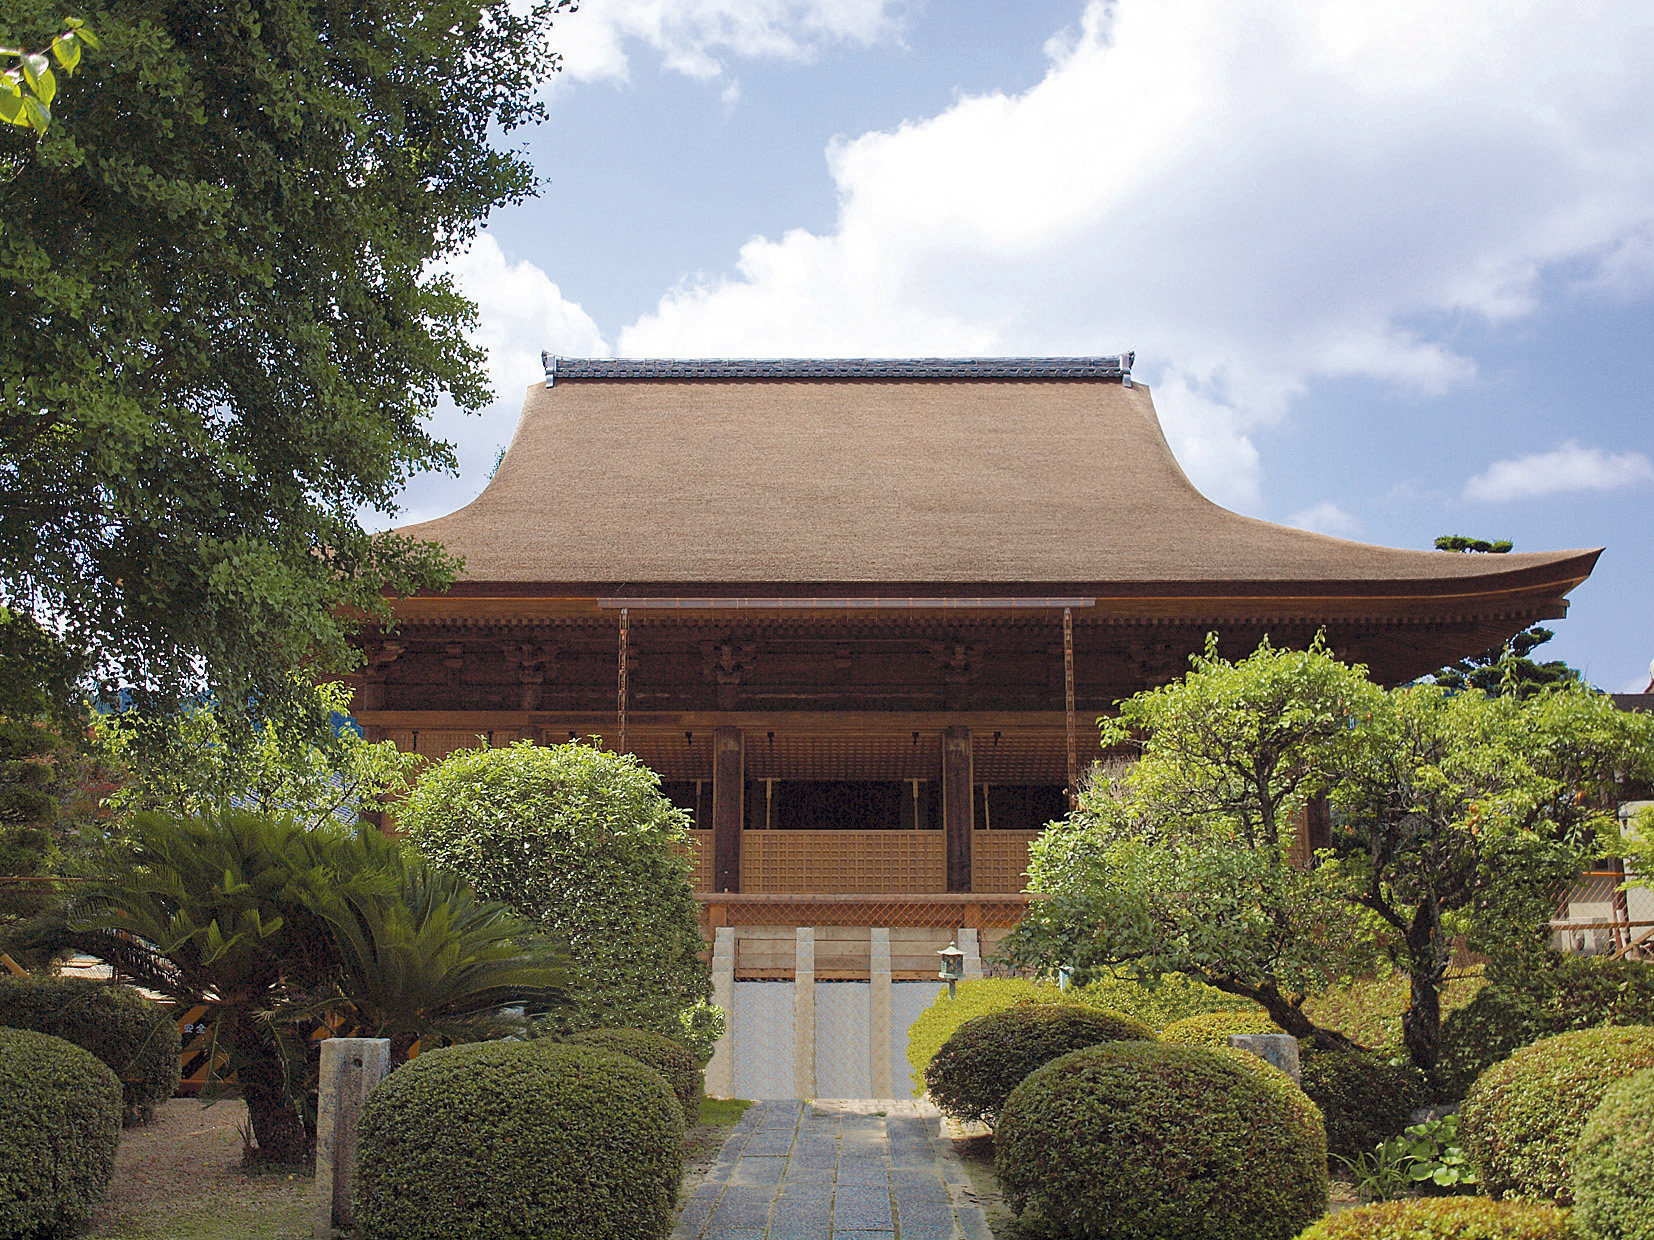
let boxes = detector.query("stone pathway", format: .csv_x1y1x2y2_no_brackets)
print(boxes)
674,1098,993,1240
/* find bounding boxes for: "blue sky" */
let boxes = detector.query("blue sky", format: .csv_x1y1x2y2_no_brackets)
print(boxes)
391,0,1654,693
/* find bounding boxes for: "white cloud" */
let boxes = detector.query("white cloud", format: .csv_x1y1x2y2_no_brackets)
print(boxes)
616,0,1654,509
1287,502,1360,536
1463,441,1654,502
389,236,610,524
553,0,905,84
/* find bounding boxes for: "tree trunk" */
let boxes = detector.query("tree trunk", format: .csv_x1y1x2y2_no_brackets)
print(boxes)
229,1015,314,1165
1211,976,1359,1053
1400,898,1448,1072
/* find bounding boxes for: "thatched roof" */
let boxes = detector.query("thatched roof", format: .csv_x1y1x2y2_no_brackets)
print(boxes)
397,359,1597,599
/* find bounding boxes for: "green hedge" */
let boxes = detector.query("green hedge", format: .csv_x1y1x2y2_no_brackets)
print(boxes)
1460,1025,1654,1203
0,976,181,1124
1212,1046,1327,1167
905,972,1240,1093
354,1040,684,1240
1161,1009,1285,1049
1437,957,1654,1101
1292,1198,1574,1240
0,1027,123,1240
565,1027,703,1125
924,1003,1152,1126
1300,1042,1428,1165
1572,1065,1654,1240
996,1041,1327,1240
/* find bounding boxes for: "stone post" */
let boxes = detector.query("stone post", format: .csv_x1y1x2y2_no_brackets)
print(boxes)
794,926,816,1099
958,928,984,980
706,926,736,1098
869,928,893,1097
1227,1033,1301,1083
312,1037,391,1239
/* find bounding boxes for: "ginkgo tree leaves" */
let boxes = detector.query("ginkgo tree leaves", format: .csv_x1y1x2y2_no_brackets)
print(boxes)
0,18,96,135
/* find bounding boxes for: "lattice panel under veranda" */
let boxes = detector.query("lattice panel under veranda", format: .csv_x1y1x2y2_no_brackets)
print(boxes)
740,831,946,894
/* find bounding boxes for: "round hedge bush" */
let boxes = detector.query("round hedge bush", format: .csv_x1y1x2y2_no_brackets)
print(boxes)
1161,1009,1284,1049
1211,1046,1327,1164
1568,1065,1654,1239
354,1040,685,1240
1300,1041,1428,1165
0,976,181,1124
995,1041,1327,1240
1292,1197,1574,1240
1460,1024,1654,1204
0,1027,123,1240
924,1002,1153,1126
1435,987,1545,1102
565,1027,702,1124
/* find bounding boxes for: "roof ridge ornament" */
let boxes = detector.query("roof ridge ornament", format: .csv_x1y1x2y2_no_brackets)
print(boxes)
539,355,1138,384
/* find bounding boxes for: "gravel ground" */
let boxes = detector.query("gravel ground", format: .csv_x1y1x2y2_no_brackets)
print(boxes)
88,1098,311,1240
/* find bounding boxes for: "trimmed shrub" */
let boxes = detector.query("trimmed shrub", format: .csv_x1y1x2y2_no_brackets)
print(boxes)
925,1003,1153,1126
1436,957,1654,1101
354,1040,684,1240
1292,1197,1574,1240
1301,1042,1428,1165
0,976,181,1124
1162,1009,1285,1049
399,741,710,1040
996,1041,1327,1240
905,972,1237,1093
565,1027,702,1124
0,1027,123,1239
1435,986,1544,1102
1572,1066,1654,1240
1460,1025,1654,1203
1213,1046,1328,1166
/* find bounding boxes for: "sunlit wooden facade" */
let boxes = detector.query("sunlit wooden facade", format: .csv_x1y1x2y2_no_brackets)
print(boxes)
352,356,1600,905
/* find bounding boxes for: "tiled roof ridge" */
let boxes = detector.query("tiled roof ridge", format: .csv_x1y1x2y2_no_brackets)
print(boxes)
540,354,1135,383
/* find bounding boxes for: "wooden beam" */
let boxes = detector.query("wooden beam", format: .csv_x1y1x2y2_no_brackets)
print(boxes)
943,725,973,893
712,726,744,893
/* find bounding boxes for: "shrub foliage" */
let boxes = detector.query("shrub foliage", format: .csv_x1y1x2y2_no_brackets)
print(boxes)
0,1027,123,1240
400,742,710,1039
1293,1197,1574,1240
565,1027,703,1124
1572,1065,1654,1240
1460,1024,1654,1203
354,1040,684,1240
0,976,180,1124
1161,1009,1285,1049
905,973,1237,1094
995,1041,1327,1240
924,1003,1153,1126
1300,1042,1429,1165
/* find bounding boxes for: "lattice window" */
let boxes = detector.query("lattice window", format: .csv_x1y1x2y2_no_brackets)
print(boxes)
740,831,946,894
971,831,1041,893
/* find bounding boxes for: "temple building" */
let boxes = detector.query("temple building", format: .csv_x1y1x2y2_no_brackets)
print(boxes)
353,355,1599,1097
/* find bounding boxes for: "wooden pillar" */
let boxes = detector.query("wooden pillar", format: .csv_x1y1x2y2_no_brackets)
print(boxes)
712,727,744,892
943,725,973,893
1306,794,1332,852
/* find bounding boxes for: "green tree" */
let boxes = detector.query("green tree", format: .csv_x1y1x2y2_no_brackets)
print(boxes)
0,714,118,955
1430,537,1580,696
398,741,714,1043
1332,684,1653,1071
0,17,96,137
95,680,423,830
999,635,1385,1045
42,809,569,1162
0,0,573,733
